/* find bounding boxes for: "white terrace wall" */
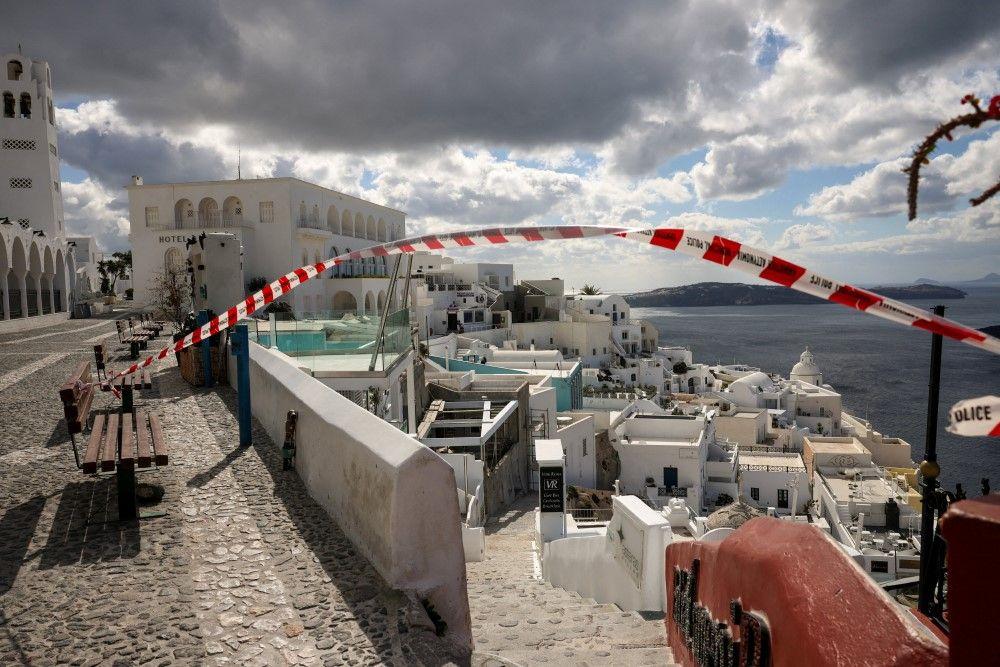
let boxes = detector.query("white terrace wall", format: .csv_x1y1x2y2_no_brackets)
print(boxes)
243,343,472,652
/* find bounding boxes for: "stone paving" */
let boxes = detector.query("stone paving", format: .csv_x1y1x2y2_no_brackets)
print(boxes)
467,496,675,666
1,315,676,666
0,316,457,666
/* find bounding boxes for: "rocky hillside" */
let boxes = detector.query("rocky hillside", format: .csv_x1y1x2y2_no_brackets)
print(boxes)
624,281,966,307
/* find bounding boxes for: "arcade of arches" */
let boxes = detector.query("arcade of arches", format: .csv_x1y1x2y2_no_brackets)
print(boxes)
0,231,75,321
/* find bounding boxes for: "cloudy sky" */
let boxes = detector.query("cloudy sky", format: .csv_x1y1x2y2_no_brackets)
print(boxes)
4,1,999,291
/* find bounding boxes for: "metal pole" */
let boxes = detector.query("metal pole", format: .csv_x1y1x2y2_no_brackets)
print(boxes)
198,309,214,388
917,304,945,614
230,323,252,447
369,254,404,372
400,253,414,315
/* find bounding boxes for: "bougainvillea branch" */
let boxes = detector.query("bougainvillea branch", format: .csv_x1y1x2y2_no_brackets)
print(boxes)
904,93,1000,220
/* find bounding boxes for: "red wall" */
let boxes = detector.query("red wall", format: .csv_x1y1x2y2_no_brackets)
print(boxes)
664,517,947,666
940,495,1000,667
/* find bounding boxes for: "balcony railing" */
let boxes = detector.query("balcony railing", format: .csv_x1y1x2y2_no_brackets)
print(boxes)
568,507,613,524
166,212,252,230
327,266,390,279
297,216,327,231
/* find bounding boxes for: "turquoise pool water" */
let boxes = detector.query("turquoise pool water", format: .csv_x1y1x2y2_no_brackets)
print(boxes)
253,331,372,353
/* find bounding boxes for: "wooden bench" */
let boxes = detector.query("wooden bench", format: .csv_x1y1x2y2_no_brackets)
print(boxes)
137,312,165,335
131,315,161,338
116,320,151,359
59,361,96,469
93,344,109,380
60,363,169,521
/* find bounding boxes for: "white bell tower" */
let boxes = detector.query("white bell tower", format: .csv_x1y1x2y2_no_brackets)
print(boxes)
1,50,65,240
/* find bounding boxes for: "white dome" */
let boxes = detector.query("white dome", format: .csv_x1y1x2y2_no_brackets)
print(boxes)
791,347,821,381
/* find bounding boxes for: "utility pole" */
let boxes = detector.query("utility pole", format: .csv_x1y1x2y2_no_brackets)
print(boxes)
917,304,945,615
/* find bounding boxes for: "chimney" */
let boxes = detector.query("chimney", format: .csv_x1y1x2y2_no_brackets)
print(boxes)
131,175,143,186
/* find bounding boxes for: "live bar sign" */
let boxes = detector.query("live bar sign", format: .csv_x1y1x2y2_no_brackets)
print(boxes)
539,467,564,513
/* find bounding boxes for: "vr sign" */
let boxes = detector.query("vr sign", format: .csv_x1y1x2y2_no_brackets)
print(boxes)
539,467,564,513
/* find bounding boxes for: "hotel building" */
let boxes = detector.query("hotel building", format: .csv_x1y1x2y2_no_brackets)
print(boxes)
127,177,407,315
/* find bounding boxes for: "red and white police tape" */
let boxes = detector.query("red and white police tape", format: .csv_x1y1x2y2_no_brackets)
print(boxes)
947,395,1000,437
101,224,1000,393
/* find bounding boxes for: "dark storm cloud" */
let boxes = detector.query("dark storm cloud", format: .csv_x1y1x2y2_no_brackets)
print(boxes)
2,0,756,151
780,0,1000,85
58,128,227,188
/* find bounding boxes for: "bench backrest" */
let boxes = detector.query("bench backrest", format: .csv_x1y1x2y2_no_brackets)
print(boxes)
60,361,95,435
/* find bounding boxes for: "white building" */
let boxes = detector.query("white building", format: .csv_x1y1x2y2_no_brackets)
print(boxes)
1,52,64,238
737,451,810,515
805,436,922,581
724,368,843,436
67,236,99,297
411,259,512,338
1,51,76,323
127,177,406,316
611,410,737,512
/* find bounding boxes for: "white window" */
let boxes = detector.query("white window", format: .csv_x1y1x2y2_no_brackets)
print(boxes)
145,206,159,227
259,201,274,223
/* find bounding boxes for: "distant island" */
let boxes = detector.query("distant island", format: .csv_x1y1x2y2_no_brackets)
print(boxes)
624,282,967,307
916,272,1000,286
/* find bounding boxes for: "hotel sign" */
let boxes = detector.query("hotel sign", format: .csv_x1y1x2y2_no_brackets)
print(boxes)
539,467,563,513
671,559,771,666
158,235,191,244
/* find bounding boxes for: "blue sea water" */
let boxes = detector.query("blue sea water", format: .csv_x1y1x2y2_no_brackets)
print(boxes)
632,286,1000,491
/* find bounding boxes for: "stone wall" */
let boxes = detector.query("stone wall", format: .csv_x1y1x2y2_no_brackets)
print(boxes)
243,343,472,654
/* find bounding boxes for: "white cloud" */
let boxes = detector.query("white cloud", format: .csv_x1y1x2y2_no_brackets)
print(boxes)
61,179,131,249
796,131,1000,221
773,223,833,250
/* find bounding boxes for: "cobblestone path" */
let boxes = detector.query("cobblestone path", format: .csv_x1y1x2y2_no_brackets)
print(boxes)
467,495,675,666
0,317,457,666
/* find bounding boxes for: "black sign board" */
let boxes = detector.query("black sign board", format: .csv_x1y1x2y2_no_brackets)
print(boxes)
539,466,564,513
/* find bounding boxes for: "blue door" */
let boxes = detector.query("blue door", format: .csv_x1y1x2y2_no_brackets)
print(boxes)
663,466,678,490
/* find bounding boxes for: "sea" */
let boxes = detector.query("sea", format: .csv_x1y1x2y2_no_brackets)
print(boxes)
632,286,1000,492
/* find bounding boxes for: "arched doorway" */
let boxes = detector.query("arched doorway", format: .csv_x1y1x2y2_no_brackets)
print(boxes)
377,218,387,242
0,239,8,319
198,198,219,227
27,241,42,317
342,210,354,236
42,246,54,314
366,216,377,240
364,291,375,315
354,213,365,239
328,205,340,234
174,199,193,229
332,291,357,313
377,290,386,313
223,196,243,226
54,248,67,312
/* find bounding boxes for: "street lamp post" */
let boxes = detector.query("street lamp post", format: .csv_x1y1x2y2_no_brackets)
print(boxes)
917,305,945,615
